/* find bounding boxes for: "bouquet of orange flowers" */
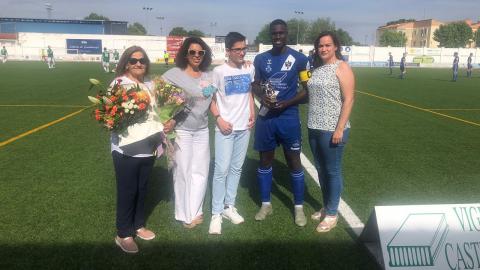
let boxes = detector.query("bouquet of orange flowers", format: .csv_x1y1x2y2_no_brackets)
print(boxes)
87,78,151,132
153,77,187,123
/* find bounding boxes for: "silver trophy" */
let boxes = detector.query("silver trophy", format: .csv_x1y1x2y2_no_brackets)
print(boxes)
258,81,279,116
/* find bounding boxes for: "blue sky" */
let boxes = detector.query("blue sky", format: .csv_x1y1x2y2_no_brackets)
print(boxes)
1,0,479,44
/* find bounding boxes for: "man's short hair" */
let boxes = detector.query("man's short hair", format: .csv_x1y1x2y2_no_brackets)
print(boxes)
225,32,246,49
270,19,288,31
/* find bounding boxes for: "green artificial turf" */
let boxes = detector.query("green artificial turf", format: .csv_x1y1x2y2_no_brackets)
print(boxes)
2,62,479,269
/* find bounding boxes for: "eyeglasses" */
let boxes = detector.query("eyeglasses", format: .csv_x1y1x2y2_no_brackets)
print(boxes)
188,50,206,57
128,58,147,65
229,47,247,53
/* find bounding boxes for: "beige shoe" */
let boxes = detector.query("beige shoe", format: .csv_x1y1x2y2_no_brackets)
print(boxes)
115,236,139,254
183,215,204,229
255,204,273,221
136,227,155,240
294,207,307,227
316,215,338,233
311,208,326,221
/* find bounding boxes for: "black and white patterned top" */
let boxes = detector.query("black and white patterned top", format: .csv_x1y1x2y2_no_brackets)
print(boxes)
307,60,350,131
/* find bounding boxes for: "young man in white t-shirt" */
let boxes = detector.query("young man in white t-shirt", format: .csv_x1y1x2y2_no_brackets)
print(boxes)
209,32,255,234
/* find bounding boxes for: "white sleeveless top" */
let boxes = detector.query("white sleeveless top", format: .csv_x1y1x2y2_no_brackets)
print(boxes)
307,60,351,131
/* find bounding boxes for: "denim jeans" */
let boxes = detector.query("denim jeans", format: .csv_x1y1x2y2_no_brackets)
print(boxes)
212,129,251,215
308,128,350,216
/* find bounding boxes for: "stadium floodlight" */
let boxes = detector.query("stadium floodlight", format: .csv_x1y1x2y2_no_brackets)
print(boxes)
210,22,217,37
45,3,53,19
294,10,304,45
143,6,153,34
156,16,165,36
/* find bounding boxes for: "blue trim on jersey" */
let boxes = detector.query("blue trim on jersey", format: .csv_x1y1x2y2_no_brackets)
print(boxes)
254,47,308,117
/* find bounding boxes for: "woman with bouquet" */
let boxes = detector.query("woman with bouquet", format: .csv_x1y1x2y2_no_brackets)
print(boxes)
162,37,215,229
110,46,164,253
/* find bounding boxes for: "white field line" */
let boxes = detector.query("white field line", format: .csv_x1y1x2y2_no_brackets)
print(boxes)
254,99,364,236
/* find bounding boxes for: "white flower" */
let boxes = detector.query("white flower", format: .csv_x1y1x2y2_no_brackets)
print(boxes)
121,102,127,107
125,109,130,113
89,78,100,85
128,103,134,109
130,110,134,114
87,96,100,104
134,104,138,109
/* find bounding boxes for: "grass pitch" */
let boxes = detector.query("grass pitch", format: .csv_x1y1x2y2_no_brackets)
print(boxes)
1,61,479,269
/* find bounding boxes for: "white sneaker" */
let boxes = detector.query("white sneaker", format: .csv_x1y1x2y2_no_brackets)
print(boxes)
222,206,245,224
208,214,222,235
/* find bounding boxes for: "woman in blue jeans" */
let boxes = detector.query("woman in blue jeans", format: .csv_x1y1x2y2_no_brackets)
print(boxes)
307,31,355,233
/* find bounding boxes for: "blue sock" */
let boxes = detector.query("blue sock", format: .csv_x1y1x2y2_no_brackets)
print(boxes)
257,167,272,203
291,170,305,205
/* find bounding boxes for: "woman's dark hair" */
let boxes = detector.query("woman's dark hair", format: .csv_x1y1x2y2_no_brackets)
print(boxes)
175,37,212,72
313,31,343,68
115,46,151,77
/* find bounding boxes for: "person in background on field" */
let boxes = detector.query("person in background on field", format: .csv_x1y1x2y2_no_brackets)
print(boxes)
452,52,459,82
163,50,170,65
112,49,120,72
1,46,7,63
208,32,255,235
102,47,111,73
307,50,315,71
467,53,473,78
111,46,164,253
307,31,355,233
47,46,55,69
162,37,215,229
251,19,309,227
399,53,406,79
388,52,394,75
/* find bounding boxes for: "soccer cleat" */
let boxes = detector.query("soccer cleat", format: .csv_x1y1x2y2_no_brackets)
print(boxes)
115,236,139,254
222,206,245,224
255,204,273,221
316,215,338,233
208,214,222,235
294,207,307,227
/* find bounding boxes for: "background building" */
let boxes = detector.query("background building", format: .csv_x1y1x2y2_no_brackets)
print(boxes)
0,17,127,35
377,18,480,48
376,19,444,48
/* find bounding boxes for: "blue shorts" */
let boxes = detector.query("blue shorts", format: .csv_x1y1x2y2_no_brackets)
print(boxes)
254,115,302,152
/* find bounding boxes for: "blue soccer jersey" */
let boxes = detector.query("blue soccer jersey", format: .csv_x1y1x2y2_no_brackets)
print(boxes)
254,47,308,118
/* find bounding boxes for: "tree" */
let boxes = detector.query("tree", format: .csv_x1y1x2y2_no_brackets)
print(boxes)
386,19,415,26
84,13,110,21
286,19,309,44
187,29,205,37
335,28,354,46
127,22,147,35
305,18,336,44
379,30,407,47
169,27,188,37
254,24,270,45
475,30,480,47
434,22,473,48
254,17,356,45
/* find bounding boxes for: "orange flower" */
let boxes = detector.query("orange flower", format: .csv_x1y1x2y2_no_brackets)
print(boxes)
138,103,146,110
110,105,118,116
122,95,128,101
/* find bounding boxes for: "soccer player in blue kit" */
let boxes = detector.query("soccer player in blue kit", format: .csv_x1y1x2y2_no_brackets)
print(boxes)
251,19,310,227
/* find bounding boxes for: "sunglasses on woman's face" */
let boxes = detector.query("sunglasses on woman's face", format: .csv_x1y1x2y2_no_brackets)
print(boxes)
188,50,206,57
128,58,147,65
